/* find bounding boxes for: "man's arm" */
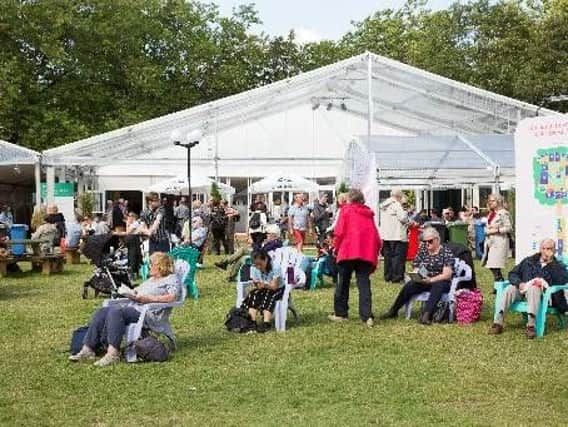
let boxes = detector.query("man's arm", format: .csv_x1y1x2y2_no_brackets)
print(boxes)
508,258,525,286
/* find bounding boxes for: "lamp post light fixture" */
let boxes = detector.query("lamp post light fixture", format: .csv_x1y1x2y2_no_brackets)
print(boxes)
172,129,202,241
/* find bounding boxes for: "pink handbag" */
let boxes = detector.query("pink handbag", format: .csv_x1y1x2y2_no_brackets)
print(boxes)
455,288,483,324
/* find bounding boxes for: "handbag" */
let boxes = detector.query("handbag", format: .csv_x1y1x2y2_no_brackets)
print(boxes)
131,335,170,362
224,306,256,333
432,300,450,323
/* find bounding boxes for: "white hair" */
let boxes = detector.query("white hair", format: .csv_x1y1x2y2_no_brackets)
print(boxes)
421,227,440,242
390,189,403,198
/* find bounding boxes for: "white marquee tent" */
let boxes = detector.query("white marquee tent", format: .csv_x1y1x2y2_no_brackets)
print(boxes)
38,51,560,204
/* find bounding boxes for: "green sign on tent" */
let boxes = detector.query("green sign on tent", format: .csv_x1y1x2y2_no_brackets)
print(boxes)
40,182,75,198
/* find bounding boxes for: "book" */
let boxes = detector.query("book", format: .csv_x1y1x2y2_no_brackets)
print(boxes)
406,272,428,284
117,284,136,297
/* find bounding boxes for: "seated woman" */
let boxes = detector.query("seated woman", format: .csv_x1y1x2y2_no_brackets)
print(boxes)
69,252,180,367
316,231,338,283
380,227,454,325
31,215,58,255
241,249,283,333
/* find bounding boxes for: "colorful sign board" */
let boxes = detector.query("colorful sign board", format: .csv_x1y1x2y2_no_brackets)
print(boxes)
515,117,567,261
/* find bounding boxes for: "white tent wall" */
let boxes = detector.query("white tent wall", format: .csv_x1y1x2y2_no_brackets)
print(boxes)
93,103,408,195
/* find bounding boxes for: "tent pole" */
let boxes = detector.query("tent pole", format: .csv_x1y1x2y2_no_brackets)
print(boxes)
215,114,219,181
46,166,55,205
34,158,41,207
367,52,373,139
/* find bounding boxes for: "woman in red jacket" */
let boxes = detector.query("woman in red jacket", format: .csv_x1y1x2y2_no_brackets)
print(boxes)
329,189,382,327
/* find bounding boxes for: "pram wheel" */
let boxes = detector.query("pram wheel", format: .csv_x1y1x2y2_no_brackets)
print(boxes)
82,283,89,299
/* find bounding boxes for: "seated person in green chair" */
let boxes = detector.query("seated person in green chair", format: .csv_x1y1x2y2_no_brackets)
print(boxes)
489,238,568,339
214,224,283,282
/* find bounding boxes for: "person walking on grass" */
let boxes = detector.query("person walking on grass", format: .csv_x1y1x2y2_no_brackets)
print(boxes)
379,189,409,284
288,193,311,253
328,189,382,328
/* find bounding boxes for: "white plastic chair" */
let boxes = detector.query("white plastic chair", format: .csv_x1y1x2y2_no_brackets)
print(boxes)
403,258,472,322
104,259,189,362
236,247,305,332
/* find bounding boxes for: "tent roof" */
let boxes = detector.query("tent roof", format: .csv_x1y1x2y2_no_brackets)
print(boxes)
42,52,559,166
0,139,39,166
348,134,514,186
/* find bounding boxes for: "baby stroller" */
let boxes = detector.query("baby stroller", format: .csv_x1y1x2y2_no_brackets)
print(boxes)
82,234,134,299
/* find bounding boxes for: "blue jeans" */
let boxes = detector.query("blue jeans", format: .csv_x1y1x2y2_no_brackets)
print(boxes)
84,306,140,350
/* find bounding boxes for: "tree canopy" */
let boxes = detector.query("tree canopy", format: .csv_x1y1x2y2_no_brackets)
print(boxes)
0,0,566,151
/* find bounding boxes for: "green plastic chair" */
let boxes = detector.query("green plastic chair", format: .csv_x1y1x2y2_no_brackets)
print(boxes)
493,256,568,338
169,245,201,299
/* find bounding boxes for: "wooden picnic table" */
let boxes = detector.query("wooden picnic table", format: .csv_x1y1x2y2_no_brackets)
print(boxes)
0,239,64,277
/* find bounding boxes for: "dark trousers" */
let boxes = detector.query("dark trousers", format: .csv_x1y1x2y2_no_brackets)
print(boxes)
334,260,373,321
84,306,140,350
149,239,170,255
490,268,504,282
383,240,408,282
250,232,266,251
212,228,228,255
390,279,451,315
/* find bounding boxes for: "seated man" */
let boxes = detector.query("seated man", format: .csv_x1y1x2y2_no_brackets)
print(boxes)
215,224,283,282
182,216,208,265
489,238,568,339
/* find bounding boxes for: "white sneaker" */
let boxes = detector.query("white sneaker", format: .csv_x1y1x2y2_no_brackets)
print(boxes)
366,318,375,328
68,349,96,362
328,314,348,322
94,354,120,367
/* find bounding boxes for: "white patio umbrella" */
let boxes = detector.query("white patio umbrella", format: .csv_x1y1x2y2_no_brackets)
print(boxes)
249,174,320,193
146,175,235,195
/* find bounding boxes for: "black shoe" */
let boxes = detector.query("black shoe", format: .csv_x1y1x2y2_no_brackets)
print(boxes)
226,277,235,283
257,322,272,333
419,312,432,325
380,310,398,320
215,261,228,271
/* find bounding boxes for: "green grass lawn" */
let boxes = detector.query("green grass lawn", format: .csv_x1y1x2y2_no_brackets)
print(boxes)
1,255,567,426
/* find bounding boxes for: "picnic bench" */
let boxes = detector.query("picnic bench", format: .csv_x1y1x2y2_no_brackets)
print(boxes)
0,239,65,277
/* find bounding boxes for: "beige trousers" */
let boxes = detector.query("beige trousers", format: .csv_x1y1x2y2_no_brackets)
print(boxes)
496,284,542,327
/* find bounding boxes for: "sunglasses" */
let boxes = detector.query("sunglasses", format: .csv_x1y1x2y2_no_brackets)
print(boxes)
423,239,435,244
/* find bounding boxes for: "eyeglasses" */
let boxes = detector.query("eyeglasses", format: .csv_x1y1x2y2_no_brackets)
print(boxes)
423,239,435,244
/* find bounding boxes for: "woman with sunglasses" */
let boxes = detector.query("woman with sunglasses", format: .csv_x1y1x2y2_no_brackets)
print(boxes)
380,227,454,325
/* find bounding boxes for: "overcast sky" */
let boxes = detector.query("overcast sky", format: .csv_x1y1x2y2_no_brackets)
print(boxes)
212,0,453,43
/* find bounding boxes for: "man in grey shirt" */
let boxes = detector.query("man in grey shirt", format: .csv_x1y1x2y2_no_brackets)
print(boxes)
288,193,311,253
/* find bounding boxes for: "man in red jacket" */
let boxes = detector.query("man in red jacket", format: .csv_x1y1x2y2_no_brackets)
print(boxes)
328,189,382,327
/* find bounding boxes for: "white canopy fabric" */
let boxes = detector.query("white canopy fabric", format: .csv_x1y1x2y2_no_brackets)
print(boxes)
146,175,235,195
345,134,515,186
41,51,559,170
249,174,320,193
0,139,39,166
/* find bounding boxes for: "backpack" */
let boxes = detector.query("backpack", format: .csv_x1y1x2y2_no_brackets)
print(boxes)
210,208,226,231
70,325,104,355
224,307,256,333
431,300,451,323
249,212,261,230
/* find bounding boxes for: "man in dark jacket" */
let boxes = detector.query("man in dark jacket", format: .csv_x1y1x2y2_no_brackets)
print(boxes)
489,238,568,338
312,193,332,246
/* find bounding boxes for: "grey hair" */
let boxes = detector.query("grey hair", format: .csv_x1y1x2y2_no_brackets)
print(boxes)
489,193,504,206
421,227,440,242
391,189,403,198
540,238,555,249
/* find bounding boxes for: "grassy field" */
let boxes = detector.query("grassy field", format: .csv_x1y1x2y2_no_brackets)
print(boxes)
1,254,567,426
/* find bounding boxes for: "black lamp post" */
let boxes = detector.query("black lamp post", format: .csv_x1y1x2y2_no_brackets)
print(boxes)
173,130,201,241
